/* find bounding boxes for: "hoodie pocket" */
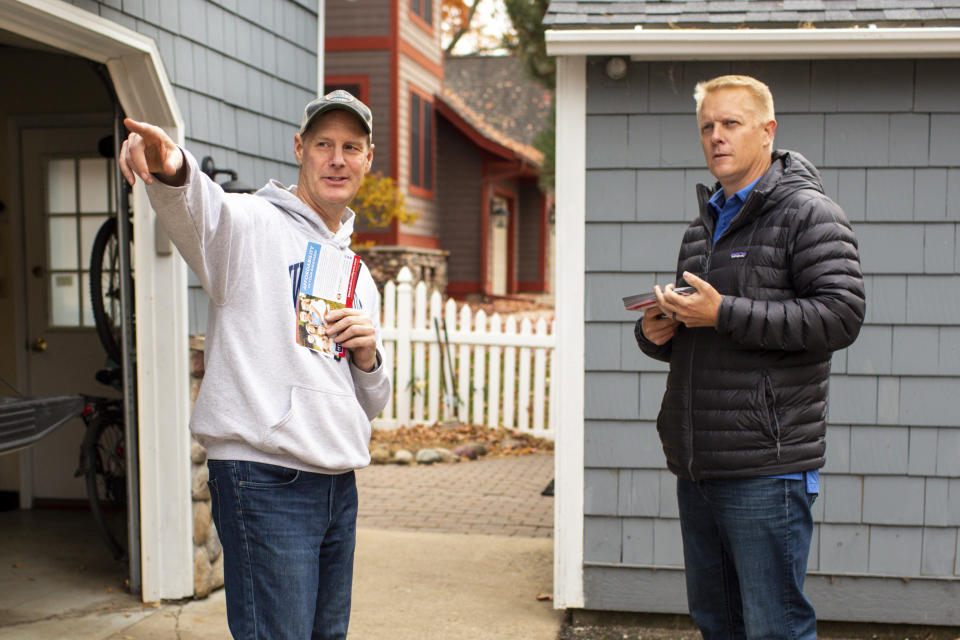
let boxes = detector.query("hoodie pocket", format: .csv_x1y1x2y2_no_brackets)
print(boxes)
759,372,782,462
262,385,372,471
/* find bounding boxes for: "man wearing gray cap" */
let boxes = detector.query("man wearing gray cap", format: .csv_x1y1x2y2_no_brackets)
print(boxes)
119,90,390,640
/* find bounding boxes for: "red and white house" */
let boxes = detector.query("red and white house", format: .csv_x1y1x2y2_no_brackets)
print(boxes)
324,0,554,297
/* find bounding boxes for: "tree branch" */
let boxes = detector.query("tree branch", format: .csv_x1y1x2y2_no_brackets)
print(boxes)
444,0,483,54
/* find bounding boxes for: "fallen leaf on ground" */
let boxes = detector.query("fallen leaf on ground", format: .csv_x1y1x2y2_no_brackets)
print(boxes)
369,423,553,459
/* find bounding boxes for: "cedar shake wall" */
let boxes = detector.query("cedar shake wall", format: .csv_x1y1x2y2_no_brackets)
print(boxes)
62,0,318,192
437,116,483,283
60,0,320,335
581,56,960,624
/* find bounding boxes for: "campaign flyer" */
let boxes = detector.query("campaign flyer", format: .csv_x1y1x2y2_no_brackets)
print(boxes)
296,242,361,359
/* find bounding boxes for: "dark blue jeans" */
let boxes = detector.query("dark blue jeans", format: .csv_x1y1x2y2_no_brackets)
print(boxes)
207,460,358,640
677,476,817,640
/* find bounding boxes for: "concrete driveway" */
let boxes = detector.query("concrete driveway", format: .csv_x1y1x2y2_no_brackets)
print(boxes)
1,454,561,639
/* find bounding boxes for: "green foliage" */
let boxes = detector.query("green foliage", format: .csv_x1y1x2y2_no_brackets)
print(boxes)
502,0,555,191
533,102,555,192
502,0,554,90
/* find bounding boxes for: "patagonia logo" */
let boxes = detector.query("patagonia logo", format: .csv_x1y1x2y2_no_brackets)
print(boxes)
730,251,748,259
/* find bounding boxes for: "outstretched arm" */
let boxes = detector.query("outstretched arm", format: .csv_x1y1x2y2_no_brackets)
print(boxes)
119,118,247,305
118,118,186,187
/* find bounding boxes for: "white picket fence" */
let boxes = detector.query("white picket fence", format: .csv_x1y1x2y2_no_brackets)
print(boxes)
374,267,556,440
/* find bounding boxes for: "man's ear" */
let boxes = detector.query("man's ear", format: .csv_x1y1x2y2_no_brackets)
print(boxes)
293,133,304,165
364,143,375,175
763,119,777,147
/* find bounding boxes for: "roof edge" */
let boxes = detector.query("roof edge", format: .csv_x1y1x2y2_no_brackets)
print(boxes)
436,89,543,169
545,27,960,60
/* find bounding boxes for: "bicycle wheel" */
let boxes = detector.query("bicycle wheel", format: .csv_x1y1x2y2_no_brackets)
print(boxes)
83,408,128,561
89,217,128,364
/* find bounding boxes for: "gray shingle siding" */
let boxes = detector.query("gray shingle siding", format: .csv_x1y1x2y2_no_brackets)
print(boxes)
582,56,960,621
65,0,319,335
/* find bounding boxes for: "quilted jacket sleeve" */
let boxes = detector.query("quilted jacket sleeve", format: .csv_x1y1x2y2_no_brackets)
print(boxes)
634,317,673,362
716,195,866,353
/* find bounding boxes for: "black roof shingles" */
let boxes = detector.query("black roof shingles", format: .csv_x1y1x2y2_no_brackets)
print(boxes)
545,0,960,27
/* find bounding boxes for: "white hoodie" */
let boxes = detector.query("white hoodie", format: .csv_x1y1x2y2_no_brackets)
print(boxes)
146,150,391,474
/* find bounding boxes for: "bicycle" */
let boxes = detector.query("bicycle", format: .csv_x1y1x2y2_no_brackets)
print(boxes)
76,388,127,561
89,215,134,366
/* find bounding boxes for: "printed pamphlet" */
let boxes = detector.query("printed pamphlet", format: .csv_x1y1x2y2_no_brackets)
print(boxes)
296,242,361,359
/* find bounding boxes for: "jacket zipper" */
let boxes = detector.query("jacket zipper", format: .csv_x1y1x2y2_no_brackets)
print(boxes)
687,185,714,482
686,243,714,481
762,372,782,462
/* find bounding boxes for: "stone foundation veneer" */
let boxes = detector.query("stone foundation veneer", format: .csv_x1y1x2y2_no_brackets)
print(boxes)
356,245,448,294
189,336,223,598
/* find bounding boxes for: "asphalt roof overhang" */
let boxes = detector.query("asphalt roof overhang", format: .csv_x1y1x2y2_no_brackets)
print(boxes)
545,27,960,60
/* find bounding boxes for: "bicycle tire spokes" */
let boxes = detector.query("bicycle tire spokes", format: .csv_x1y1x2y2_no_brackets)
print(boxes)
85,413,127,561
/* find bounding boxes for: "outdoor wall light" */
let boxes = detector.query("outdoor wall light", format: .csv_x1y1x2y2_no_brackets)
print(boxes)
605,56,629,81
490,199,509,228
200,156,255,193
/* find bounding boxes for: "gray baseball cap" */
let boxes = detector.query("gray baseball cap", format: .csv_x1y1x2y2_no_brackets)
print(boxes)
300,89,373,136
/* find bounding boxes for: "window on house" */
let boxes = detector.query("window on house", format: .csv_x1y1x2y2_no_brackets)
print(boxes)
409,91,434,195
411,0,432,26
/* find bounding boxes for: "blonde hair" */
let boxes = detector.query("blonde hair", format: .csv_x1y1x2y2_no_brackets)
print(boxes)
694,75,775,124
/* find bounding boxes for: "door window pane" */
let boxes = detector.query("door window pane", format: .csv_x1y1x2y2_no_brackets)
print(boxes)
81,272,96,327
44,156,114,328
81,215,107,269
79,158,110,213
50,273,80,326
47,159,76,213
48,217,79,271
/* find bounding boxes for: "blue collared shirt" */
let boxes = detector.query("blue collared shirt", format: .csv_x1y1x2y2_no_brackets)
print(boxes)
707,177,761,243
706,177,819,495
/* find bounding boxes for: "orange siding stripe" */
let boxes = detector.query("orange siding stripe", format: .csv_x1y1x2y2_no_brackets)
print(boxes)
326,36,391,51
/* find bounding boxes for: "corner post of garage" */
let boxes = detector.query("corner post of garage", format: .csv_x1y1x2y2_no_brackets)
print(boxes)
107,47,193,601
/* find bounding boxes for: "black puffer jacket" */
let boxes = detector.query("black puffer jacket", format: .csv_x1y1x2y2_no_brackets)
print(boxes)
635,150,865,481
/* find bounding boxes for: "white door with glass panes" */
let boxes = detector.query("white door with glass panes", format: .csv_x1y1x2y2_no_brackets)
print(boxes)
20,126,119,501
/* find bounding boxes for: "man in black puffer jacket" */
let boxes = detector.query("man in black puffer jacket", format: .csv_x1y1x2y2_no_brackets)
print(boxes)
635,75,865,640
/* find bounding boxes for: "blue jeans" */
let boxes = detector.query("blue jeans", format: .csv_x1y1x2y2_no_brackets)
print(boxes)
207,460,358,640
677,476,817,640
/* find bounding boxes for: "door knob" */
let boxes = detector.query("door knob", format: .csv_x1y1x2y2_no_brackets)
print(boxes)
32,265,44,278
30,337,47,352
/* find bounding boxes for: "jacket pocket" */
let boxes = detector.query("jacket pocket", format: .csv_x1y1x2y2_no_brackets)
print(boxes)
760,372,782,462
261,385,372,471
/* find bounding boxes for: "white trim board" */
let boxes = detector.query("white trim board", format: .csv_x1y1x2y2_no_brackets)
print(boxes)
553,54,586,611
1,0,193,603
545,27,960,59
